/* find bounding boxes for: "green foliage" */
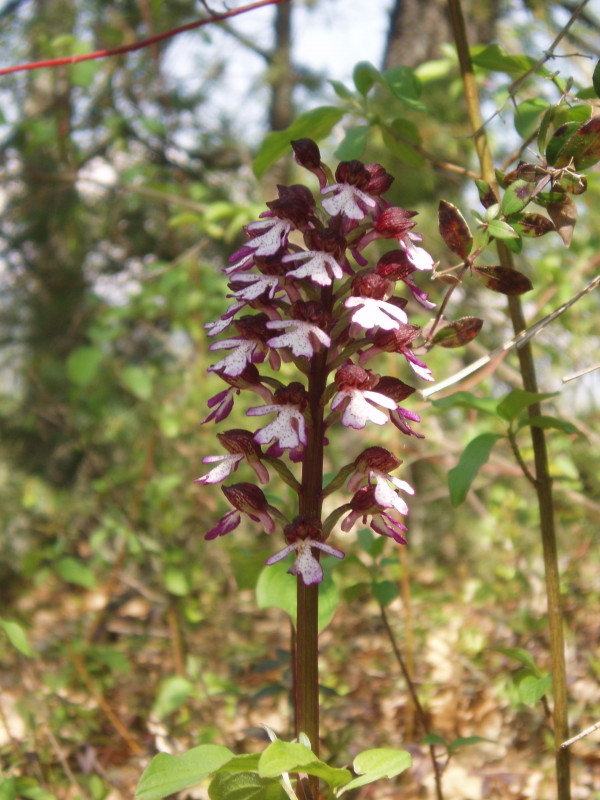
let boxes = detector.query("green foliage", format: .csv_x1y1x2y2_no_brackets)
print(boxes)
136,737,410,800
255,559,340,633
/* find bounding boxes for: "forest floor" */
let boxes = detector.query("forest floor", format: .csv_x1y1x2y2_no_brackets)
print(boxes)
2,543,600,800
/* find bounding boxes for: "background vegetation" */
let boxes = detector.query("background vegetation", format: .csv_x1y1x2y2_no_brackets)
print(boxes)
1,1,599,798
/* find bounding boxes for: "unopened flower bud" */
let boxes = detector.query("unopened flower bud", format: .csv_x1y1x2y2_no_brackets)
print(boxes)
291,138,322,170
365,163,394,196
375,207,417,237
376,249,415,281
354,446,402,475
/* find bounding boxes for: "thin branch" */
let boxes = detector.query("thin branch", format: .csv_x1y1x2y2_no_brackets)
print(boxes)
562,363,600,382
477,0,591,133
507,0,590,98
379,604,445,800
0,0,289,77
422,272,600,398
561,720,600,748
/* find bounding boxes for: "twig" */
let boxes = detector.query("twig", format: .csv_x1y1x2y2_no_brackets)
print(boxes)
0,0,289,77
422,273,600,398
477,0,591,132
68,646,145,756
379,604,444,800
507,0,590,99
562,363,600,382
561,720,600,748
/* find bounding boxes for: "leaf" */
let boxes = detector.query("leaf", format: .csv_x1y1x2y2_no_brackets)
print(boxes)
496,389,557,422
255,560,339,633
432,391,500,417
163,566,191,597
67,347,104,387
554,117,600,170
449,736,495,753
338,749,412,795
381,119,425,166
431,317,483,348
471,44,546,77
136,745,234,800
486,219,519,240
547,194,577,247
438,200,473,259
475,180,497,209
1,619,34,657
217,754,261,773
68,60,99,88
334,125,370,160
559,172,587,195
329,80,355,101
208,772,286,800
512,213,555,237
357,528,386,558
448,433,501,507
258,741,351,788
546,122,580,166
381,128,423,167
501,180,536,215
11,778,55,800
353,61,380,96
421,733,447,748
514,97,549,139
473,266,532,295
55,556,96,589
518,674,552,708
372,580,398,607
121,366,153,401
381,66,426,110
493,646,539,674
152,676,193,719
594,58,600,98
516,415,582,436
253,107,345,178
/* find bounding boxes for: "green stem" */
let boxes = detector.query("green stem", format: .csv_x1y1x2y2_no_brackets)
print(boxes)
446,2,570,797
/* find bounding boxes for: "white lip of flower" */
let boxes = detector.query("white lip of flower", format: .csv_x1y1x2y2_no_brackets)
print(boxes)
231,273,281,301
371,473,414,516
247,404,308,450
321,183,377,220
266,319,331,358
245,218,292,256
195,454,243,485
345,296,408,330
331,389,398,429
208,338,262,377
402,234,434,271
265,538,345,585
282,251,344,286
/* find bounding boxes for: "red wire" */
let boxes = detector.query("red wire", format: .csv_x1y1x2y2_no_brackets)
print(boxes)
0,0,289,77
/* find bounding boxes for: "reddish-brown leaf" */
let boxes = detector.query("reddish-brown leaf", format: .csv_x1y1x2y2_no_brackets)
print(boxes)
438,200,473,259
431,317,484,348
512,213,555,237
546,122,580,166
559,172,587,195
475,180,497,209
473,266,533,295
555,117,600,171
547,195,577,247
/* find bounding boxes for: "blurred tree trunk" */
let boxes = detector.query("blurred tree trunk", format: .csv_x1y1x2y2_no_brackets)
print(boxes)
383,0,501,69
264,1,295,193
